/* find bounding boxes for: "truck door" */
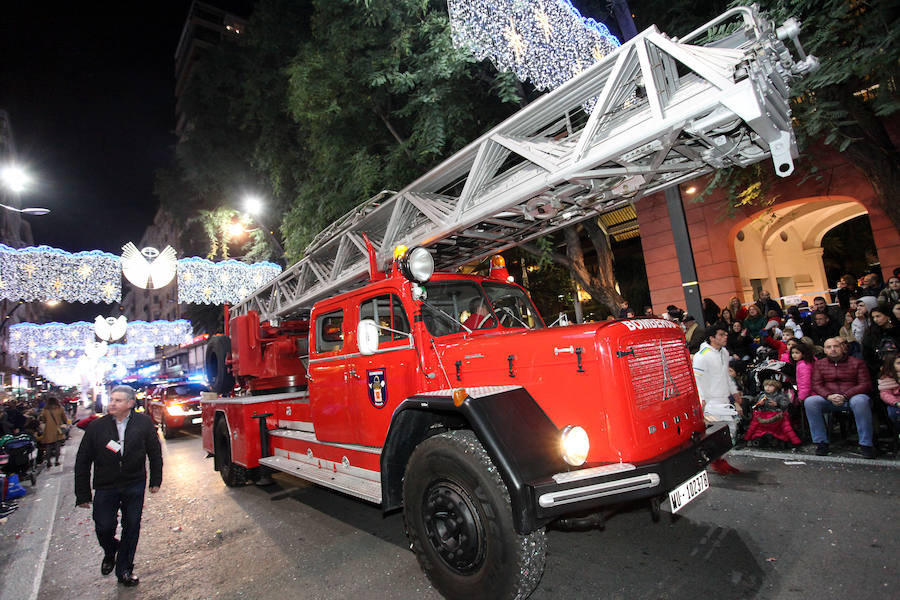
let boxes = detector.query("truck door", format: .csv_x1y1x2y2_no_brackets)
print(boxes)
308,308,357,442
347,293,419,448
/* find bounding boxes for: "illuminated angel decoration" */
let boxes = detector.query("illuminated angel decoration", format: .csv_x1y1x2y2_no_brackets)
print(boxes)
94,315,128,342
121,243,178,289
84,340,109,359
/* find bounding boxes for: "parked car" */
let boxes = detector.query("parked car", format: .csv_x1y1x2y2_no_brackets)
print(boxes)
147,382,207,438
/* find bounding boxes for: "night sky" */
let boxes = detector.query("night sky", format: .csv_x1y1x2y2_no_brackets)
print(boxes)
0,2,253,323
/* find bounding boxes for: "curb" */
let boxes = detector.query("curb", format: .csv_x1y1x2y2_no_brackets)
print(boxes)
729,447,899,468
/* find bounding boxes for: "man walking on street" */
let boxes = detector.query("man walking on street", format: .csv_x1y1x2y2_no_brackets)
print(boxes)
74,385,162,587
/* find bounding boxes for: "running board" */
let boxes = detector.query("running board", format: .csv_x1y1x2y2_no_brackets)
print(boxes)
258,455,382,504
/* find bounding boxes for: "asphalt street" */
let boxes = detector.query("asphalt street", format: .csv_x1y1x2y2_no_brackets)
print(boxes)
1,424,897,600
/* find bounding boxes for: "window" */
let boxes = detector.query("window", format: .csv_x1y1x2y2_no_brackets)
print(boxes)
316,310,344,353
359,294,410,344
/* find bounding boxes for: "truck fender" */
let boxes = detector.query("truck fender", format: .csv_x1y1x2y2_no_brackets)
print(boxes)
380,386,567,534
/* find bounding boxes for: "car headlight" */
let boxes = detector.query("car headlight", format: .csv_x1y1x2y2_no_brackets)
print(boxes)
560,425,589,466
166,404,187,416
399,246,434,283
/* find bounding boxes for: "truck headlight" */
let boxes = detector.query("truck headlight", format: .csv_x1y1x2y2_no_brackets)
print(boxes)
166,404,187,416
560,425,589,466
399,246,434,283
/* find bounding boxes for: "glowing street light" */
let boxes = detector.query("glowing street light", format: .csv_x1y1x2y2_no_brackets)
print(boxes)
1,165,30,193
244,194,263,215
0,164,51,215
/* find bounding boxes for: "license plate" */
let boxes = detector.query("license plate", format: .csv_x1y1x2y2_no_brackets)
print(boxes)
668,470,709,514
191,417,203,425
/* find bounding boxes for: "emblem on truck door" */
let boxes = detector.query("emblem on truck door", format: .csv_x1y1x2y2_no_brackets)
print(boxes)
367,369,387,408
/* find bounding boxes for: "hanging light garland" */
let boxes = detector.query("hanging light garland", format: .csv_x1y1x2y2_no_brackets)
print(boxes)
177,257,282,305
448,0,620,93
9,319,193,353
0,244,281,305
0,244,121,303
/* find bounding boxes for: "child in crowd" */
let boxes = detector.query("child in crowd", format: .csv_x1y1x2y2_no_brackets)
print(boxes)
744,379,802,447
877,353,900,431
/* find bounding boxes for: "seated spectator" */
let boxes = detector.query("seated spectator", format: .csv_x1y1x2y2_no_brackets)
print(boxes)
833,274,859,311
780,334,800,362
756,290,783,318
804,337,875,458
744,379,802,447
784,305,805,339
861,305,900,370
852,302,869,344
643,306,654,317
808,311,839,348
838,310,861,357
860,272,884,297
618,300,631,318
702,298,721,328
666,305,685,322
789,342,816,403
727,320,753,361
800,335,824,358
892,300,900,324
812,295,841,323
717,307,735,329
763,309,782,331
743,304,767,338
728,296,748,322
682,315,704,354
877,353,900,432
877,276,900,307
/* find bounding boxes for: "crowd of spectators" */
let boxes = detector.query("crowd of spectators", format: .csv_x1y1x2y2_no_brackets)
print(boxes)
647,266,900,459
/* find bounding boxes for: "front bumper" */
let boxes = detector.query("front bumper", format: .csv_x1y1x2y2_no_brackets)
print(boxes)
164,412,203,429
528,423,732,524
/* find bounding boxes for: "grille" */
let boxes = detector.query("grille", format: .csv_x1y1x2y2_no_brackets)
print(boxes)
625,338,695,410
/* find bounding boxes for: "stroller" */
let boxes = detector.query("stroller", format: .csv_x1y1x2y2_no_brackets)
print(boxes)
0,433,39,486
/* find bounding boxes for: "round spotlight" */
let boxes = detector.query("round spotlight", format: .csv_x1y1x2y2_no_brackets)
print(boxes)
399,246,434,283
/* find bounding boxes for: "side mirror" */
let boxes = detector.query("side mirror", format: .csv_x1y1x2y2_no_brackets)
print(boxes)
358,319,380,355
558,312,569,327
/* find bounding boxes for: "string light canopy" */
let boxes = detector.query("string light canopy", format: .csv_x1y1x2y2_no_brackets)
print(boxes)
448,0,620,93
9,319,193,353
0,244,281,305
0,243,121,303
177,257,282,305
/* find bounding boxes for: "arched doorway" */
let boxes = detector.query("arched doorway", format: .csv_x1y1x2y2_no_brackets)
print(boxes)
731,196,875,305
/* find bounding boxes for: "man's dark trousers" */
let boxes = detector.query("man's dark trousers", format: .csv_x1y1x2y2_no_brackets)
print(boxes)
93,480,145,578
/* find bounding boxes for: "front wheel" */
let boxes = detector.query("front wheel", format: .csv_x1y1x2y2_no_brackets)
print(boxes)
403,430,546,600
160,417,173,439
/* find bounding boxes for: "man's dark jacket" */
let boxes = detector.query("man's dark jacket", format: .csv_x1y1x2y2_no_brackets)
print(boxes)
74,411,162,505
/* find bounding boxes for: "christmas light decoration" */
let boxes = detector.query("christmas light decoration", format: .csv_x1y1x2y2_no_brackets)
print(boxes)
177,257,282,305
121,243,178,289
448,0,620,93
9,319,193,353
94,315,128,342
0,243,121,303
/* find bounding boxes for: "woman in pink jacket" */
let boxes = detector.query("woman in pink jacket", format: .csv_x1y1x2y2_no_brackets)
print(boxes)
877,353,900,430
789,343,816,404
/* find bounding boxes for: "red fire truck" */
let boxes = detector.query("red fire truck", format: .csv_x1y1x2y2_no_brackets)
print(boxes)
201,7,813,598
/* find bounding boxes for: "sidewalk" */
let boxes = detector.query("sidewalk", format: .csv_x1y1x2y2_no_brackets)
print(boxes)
730,434,900,468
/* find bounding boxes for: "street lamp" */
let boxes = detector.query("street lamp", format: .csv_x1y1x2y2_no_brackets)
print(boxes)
0,164,51,215
240,195,284,260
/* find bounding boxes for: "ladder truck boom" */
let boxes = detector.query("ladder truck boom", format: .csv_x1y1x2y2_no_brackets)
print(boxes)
235,5,815,322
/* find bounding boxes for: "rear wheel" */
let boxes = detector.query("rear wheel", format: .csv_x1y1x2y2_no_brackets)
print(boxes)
403,430,546,600
214,419,245,487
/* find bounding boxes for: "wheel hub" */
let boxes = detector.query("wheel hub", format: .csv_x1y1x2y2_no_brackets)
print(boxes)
422,480,484,574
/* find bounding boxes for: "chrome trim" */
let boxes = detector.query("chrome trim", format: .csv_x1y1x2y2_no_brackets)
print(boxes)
538,473,661,508
270,429,383,455
308,344,414,364
551,462,636,484
201,390,309,404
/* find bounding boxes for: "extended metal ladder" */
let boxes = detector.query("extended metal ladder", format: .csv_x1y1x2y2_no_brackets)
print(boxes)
235,6,816,321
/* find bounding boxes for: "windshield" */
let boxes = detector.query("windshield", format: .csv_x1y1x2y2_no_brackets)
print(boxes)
172,383,208,397
421,280,542,336
482,282,543,329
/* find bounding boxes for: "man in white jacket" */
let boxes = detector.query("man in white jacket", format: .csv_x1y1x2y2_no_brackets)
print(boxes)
693,325,743,473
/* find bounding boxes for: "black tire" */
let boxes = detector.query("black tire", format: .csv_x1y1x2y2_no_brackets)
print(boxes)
206,335,235,394
160,418,173,439
214,419,245,487
403,430,546,600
